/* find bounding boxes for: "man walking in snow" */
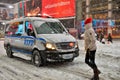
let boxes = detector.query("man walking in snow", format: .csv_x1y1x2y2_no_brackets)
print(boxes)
84,17,101,80
107,33,113,44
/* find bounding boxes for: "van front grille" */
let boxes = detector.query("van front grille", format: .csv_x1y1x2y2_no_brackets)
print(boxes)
56,42,75,50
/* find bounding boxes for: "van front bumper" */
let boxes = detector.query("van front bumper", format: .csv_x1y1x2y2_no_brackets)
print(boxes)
44,48,79,60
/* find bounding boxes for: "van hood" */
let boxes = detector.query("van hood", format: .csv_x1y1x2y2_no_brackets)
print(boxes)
38,34,76,43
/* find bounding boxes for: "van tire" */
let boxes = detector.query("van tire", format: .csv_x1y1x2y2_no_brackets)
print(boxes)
32,50,46,67
6,46,13,58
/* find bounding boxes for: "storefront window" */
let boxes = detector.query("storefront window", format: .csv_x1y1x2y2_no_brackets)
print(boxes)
112,0,120,37
90,0,108,19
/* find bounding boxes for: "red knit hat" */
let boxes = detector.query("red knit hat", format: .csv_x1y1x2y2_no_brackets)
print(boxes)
84,17,92,25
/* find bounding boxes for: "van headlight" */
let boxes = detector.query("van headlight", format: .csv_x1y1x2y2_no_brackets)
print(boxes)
46,43,56,50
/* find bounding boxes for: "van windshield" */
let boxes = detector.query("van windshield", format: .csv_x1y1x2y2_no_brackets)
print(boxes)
33,20,67,34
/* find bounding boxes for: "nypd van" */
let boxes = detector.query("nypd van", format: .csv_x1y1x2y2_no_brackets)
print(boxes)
4,17,79,66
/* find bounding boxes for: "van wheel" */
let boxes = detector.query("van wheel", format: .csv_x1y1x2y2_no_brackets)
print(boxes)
32,50,46,67
6,46,13,58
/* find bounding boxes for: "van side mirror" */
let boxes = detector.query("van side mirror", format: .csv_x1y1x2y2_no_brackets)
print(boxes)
27,29,35,37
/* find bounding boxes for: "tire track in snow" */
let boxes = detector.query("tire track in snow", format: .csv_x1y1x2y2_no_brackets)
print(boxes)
0,56,58,80
46,62,105,80
0,56,88,80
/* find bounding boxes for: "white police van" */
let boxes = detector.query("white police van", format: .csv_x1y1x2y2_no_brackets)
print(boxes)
4,17,79,66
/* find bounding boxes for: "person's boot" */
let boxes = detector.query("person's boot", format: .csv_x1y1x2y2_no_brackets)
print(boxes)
91,68,101,80
94,68,101,74
91,74,99,80
91,76,99,80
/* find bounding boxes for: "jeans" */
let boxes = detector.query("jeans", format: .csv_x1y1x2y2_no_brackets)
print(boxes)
85,50,97,69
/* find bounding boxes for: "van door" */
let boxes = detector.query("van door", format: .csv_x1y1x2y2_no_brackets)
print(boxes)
5,23,18,49
12,21,25,52
22,21,35,54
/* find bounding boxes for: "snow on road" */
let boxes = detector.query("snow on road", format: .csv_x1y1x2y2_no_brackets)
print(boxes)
0,39,120,80
78,40,120,80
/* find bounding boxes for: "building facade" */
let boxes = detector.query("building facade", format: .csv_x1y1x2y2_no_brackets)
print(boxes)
79,0,120,38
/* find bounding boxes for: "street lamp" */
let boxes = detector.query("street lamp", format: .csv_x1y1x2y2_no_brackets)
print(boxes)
8,5,14,9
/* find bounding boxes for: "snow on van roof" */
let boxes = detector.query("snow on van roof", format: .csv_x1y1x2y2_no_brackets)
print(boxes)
6,17,60,23
27,17,59,21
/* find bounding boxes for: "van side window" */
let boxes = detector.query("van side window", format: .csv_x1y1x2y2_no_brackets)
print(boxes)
5,23,18,36
15,22,24,36
25,21,35,37
5,22,24,36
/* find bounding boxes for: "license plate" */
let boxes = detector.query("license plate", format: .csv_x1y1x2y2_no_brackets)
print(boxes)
62,54,73,59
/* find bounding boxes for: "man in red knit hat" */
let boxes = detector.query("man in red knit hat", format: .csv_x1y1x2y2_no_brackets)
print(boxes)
84,17,101,80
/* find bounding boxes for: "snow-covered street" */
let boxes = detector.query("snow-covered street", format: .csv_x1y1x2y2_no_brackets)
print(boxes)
0,39,120,80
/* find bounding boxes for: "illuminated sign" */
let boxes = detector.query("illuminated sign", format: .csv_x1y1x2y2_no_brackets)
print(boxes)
42,0,75,18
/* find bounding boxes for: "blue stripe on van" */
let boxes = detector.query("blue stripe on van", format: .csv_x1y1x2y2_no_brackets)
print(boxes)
37,38,46,43
12,48,32,54
5,35,34,39
5,36,46,43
